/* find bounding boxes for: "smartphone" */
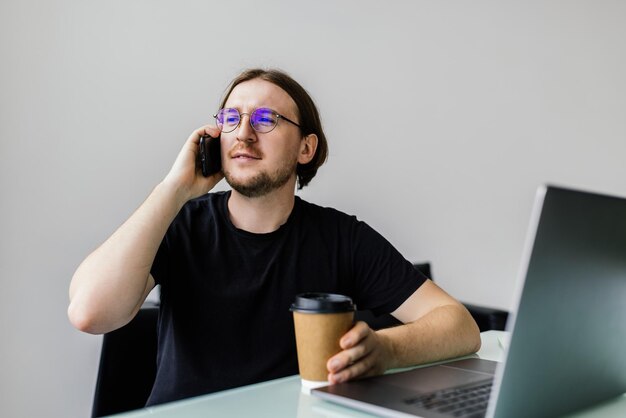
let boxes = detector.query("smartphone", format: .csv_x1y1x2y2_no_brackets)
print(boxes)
199,135,222,176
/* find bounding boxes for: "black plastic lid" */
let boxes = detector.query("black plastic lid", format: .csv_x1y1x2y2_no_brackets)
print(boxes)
290,293,356,313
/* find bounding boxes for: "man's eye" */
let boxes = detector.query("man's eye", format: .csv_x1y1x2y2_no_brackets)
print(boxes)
258,117,274,124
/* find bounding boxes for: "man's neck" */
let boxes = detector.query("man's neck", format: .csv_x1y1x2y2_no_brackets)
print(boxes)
227,184,296,234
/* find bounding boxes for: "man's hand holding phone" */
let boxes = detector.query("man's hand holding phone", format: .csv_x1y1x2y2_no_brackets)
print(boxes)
162,125,224,205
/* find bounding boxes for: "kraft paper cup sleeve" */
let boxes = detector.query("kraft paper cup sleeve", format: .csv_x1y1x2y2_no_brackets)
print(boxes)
291,293,356,388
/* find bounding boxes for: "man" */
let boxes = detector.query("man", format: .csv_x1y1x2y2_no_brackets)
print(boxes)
69,68,480,406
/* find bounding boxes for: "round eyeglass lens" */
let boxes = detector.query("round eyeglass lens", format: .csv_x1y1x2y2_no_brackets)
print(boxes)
250,108,278,133
216,108,241,133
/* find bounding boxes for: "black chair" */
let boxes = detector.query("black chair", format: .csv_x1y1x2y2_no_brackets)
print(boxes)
91,302,159,417
355,263,509,332
92,265,508,416
461,301,509,332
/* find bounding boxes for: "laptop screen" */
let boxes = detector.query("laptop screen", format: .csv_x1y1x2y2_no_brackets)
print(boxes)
490,185,626,417
313,185,626,418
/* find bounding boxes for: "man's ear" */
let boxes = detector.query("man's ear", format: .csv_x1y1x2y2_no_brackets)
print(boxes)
298,134,318,165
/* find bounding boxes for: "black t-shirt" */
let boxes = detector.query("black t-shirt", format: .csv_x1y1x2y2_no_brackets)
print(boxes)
146,191,426,406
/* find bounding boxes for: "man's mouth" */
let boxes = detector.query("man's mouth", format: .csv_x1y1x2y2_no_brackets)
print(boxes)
232,152,261,160
230,149,262,160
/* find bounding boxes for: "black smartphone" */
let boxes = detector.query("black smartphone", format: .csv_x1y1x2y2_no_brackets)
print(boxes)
199,135,222,176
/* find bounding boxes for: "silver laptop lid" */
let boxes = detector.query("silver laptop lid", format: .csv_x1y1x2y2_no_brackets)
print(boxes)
489,185,626,417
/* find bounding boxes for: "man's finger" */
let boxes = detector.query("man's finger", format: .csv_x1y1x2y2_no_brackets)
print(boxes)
327,340,371,373
340,321,370,349
329,354,376,384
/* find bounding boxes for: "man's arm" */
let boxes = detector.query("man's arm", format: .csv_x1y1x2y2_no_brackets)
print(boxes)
326,279,481,384
68,126,223,335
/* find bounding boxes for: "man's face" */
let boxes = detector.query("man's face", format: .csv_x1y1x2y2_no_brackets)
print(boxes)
220,78,304,198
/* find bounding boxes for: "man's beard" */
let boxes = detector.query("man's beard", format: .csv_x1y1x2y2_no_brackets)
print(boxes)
224,160,297,198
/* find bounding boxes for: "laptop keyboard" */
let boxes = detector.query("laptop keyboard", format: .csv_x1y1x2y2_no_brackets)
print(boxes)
404,381,492,417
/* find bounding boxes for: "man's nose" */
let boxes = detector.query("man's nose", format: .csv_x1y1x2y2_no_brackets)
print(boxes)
236,114,257,143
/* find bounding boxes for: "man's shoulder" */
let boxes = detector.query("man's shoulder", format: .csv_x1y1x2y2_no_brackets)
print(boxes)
294,197,369,236
296,197,357,222
170,191,229,229
182,191,228,212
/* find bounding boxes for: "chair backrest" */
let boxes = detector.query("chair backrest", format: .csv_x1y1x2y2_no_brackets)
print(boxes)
91,302,159,417
91,264,507,417
91,265,433,415
462,302,508,332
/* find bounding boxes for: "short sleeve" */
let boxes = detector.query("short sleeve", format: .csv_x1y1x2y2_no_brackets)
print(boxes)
350,221,427,316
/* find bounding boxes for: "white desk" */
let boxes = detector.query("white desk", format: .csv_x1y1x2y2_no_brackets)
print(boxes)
112,331,626,417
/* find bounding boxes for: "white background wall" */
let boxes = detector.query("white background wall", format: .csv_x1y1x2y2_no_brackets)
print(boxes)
1,1,625,416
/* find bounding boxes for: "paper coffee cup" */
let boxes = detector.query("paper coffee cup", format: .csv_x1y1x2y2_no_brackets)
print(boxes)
290,293,356,388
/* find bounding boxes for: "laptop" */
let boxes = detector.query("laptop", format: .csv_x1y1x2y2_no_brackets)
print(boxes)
312,185,626,417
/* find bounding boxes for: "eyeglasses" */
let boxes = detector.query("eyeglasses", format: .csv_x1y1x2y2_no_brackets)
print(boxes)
214,107,301,134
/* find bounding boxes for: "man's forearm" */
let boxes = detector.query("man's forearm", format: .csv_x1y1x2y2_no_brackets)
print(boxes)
68,181,186,334
378,303,481,369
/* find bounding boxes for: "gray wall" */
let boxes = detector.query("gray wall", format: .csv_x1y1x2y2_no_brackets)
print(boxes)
2,1,625,417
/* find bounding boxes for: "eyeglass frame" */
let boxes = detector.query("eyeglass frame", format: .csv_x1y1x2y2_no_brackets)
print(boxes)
213,107,302,134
